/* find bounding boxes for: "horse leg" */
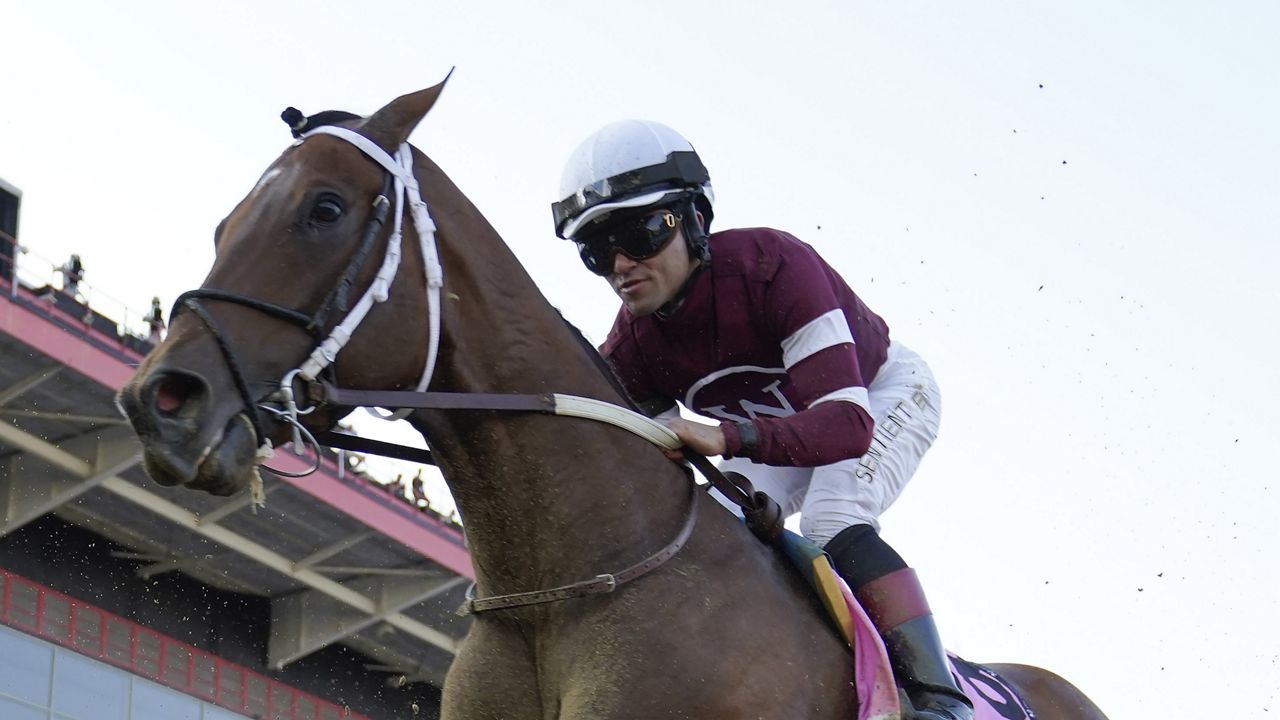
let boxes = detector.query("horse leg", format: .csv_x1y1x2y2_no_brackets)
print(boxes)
441,622,542,720
986,663,1111,720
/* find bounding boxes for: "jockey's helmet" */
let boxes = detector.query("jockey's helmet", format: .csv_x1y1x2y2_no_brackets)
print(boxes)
552,120,715,264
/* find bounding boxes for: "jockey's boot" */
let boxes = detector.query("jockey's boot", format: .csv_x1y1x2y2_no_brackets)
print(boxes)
824,526,973,720
856,570,974,720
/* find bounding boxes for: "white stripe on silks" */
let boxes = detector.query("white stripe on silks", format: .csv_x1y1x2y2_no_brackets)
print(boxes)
808,386,870,412
780,309,854,369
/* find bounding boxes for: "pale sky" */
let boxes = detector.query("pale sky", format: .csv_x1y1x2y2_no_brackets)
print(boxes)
4,2,1278,717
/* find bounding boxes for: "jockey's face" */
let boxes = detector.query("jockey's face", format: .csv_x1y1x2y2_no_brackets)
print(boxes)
608,224,697,317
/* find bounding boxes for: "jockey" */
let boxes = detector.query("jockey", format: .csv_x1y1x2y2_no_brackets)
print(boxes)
552,120,974,720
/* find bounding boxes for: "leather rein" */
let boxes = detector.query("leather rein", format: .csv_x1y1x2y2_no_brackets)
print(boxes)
171,121,781,616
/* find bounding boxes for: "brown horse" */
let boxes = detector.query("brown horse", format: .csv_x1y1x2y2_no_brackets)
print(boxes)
118,81,1109,720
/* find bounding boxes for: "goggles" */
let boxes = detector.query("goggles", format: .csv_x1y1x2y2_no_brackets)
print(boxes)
551,150,709,237
576,209,681,276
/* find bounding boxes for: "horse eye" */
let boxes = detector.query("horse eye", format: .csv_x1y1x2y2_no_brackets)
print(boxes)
311,196,345,224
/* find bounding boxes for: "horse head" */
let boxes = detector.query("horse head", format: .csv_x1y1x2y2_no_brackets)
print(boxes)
119,82,449,495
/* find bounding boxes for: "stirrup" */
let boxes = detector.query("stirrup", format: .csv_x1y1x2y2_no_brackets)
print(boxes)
903,686,973,720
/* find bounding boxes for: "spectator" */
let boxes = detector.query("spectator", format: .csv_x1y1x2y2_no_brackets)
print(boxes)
56,254,85,299
411,469,429,509
146,296,166,343
385,473,405,499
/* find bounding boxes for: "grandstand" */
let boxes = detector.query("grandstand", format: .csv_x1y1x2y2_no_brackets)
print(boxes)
0,177,470,719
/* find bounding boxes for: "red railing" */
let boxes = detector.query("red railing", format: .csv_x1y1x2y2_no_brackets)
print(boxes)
0,567,370,720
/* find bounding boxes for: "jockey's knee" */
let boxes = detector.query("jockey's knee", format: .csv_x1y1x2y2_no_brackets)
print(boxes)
822,523,908,590
801,511,877,549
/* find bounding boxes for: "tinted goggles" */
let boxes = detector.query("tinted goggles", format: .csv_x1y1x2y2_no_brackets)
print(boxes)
576,210,680,276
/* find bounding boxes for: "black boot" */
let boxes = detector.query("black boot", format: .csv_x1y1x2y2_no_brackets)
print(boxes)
879,612,974,720
824,526,973,720
855,566,972,717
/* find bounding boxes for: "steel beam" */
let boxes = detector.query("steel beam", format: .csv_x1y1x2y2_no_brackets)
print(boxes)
0,408,129,426
0,422,142,536
195,485,282,526
102,476,459,657
268,573,465,670
294,530,377,570
0,366,62,406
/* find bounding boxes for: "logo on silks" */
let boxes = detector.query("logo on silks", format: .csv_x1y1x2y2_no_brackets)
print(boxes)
687,366,796,423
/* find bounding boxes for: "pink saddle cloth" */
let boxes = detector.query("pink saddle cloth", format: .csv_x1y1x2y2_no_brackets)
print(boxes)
784,531,1035,719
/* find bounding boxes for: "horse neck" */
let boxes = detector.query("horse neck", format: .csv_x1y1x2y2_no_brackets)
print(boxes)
405,162,690,595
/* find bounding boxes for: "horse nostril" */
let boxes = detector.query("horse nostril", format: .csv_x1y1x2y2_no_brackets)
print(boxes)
149,372,208,419
155,382,182,414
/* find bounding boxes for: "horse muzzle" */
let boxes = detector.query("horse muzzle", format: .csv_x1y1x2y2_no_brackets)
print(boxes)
119,369,260,495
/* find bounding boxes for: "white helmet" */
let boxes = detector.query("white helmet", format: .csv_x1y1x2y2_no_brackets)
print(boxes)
552,119,715,240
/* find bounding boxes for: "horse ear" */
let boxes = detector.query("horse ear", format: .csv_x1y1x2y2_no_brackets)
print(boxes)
362,70,454,150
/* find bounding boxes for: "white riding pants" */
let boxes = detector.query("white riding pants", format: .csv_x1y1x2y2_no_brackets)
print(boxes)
715,341,941,547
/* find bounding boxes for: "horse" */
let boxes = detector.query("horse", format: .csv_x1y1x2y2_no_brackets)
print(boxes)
118,80,1110,720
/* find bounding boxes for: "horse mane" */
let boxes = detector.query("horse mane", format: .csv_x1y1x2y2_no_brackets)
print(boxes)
554,308,643,412
280,107,363,138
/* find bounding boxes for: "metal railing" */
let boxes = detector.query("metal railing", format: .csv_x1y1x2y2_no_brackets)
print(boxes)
1,232,156,340
0,567,370,720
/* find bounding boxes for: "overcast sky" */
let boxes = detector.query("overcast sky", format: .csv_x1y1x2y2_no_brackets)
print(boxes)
3,2,1278,717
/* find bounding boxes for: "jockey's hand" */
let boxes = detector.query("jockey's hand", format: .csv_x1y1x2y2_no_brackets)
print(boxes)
661,417,726,460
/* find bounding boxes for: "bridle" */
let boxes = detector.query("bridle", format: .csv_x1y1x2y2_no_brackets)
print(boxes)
169,122,778,614
172,125,444,475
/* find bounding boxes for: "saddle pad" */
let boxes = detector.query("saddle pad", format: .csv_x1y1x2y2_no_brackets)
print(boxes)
779,530,900,720
778,531,1037,720
948,655,1038,720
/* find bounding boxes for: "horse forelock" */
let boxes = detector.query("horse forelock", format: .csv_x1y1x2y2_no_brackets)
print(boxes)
281,107,364,139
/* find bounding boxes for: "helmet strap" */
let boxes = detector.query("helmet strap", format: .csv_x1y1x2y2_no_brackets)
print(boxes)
656,262,705,320
678,196,711,265
656,197,708,319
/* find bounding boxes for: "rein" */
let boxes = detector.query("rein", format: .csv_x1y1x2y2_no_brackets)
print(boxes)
173,119,779,615
310,382,760,510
